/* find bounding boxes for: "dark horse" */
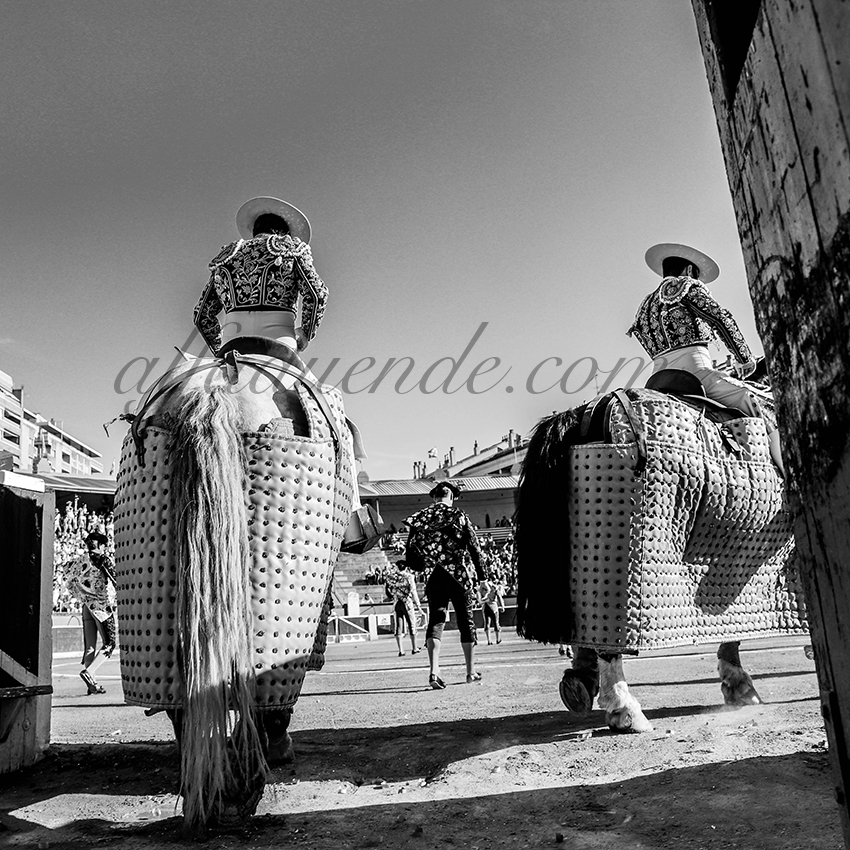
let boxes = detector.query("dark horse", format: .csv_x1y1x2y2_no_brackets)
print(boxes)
514,371,807,732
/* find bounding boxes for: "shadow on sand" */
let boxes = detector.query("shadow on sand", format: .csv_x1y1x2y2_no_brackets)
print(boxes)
0,750,839,849
0,706,839,849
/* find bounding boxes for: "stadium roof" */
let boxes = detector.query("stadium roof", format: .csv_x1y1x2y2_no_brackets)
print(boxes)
363,475,519,497
17,472,118,495
10,472,519,499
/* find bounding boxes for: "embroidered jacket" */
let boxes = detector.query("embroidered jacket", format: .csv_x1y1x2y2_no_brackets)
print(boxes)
404,503,485,601
65,553,116,616
193,233,328,354
385,567,418,606
628,276,754,363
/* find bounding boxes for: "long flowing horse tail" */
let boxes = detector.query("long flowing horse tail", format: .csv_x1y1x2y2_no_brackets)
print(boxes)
515,406,584,644
171,383,266,830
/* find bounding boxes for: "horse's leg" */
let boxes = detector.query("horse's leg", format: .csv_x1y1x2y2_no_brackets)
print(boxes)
166,708,184,749
262,707,295,767
717,641,761,706
170,703,294,766
597,653,653,733
163,708,185,795
558,646,600,714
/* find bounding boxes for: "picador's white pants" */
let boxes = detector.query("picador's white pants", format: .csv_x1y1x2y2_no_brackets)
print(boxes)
653,346,785,477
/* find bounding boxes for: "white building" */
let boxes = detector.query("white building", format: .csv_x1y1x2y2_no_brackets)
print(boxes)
0,368,103,475
417,429,527,480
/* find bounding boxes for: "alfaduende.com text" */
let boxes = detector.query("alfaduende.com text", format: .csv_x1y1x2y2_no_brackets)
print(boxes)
113,322,656,412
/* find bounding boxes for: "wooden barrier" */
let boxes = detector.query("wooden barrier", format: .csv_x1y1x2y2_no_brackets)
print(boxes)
692,3,850,842
0,472,54,773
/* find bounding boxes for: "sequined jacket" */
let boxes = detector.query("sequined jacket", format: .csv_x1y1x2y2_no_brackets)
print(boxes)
404,504,485,597
65,553,116,617
385,568,418,606
193,233,328,354
628,276,753,363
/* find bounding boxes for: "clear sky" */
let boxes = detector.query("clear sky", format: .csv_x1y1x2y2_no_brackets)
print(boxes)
0,1,760,481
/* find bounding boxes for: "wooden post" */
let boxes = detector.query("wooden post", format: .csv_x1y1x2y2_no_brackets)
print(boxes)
692,1,850,843
0,472,54,773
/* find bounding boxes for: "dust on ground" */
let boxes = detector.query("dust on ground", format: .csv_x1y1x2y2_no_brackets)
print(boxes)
1,636,842,849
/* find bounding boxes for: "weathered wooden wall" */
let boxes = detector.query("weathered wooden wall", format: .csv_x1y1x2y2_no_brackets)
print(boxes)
692,0,850,842
0,475,54,773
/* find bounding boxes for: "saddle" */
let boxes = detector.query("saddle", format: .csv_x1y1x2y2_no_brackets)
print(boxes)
644,369,747,422
575,369,763,475
578,368,752,445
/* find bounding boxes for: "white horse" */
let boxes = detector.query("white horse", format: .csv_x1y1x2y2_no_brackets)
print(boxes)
113,337,357,828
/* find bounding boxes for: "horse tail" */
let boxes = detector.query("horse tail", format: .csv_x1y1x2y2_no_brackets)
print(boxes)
171,382,266,830
515,406,583,644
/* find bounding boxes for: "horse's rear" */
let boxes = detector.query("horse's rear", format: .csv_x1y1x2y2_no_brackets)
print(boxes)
516,388,807,652
113,352,355,829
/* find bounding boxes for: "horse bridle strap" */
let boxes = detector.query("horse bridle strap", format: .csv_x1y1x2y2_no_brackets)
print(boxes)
130,360,227,466
128,337,344,467
238,358,344,459
218,336,309,371
218,336,345,454
612,389,648,476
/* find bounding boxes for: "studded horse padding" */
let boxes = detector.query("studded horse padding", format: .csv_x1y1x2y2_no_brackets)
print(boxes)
114,377,354,710
568,389,807,652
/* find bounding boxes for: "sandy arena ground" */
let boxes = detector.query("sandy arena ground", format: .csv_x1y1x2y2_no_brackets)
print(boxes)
0,632,843,849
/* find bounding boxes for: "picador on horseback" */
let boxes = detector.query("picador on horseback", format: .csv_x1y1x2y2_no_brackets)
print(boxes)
112,197,364,831
514,242,807,734
628,242,784,477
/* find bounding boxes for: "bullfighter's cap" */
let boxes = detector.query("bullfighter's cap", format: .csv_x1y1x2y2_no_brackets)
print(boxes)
428,480,463,499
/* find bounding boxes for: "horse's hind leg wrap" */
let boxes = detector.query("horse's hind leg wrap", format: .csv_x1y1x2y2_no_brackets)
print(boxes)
717,641,762,706
558,646,600,714
262,708,295,767
597,654,653,733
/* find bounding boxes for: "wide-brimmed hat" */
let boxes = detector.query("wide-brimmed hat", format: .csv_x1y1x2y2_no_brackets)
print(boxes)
236,196,312,243
428,480,463,499
645,243,719,283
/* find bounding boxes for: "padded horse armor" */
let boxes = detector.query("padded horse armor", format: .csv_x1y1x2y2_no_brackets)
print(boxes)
518,387,807,652
113,353,355,710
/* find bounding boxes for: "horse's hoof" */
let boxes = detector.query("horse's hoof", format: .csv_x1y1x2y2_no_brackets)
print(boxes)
722,683,762,706
720,672,762,706
559,672,594,714
213,778,266,826
606,705,653,734
266,732,295,767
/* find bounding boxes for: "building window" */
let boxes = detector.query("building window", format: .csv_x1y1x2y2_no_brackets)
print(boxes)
704,0,762,104
3,409,21,426
3,430,20,445
62,451,71,462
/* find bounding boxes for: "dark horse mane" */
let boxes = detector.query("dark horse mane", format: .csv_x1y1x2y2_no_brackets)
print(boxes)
514,402,586,645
